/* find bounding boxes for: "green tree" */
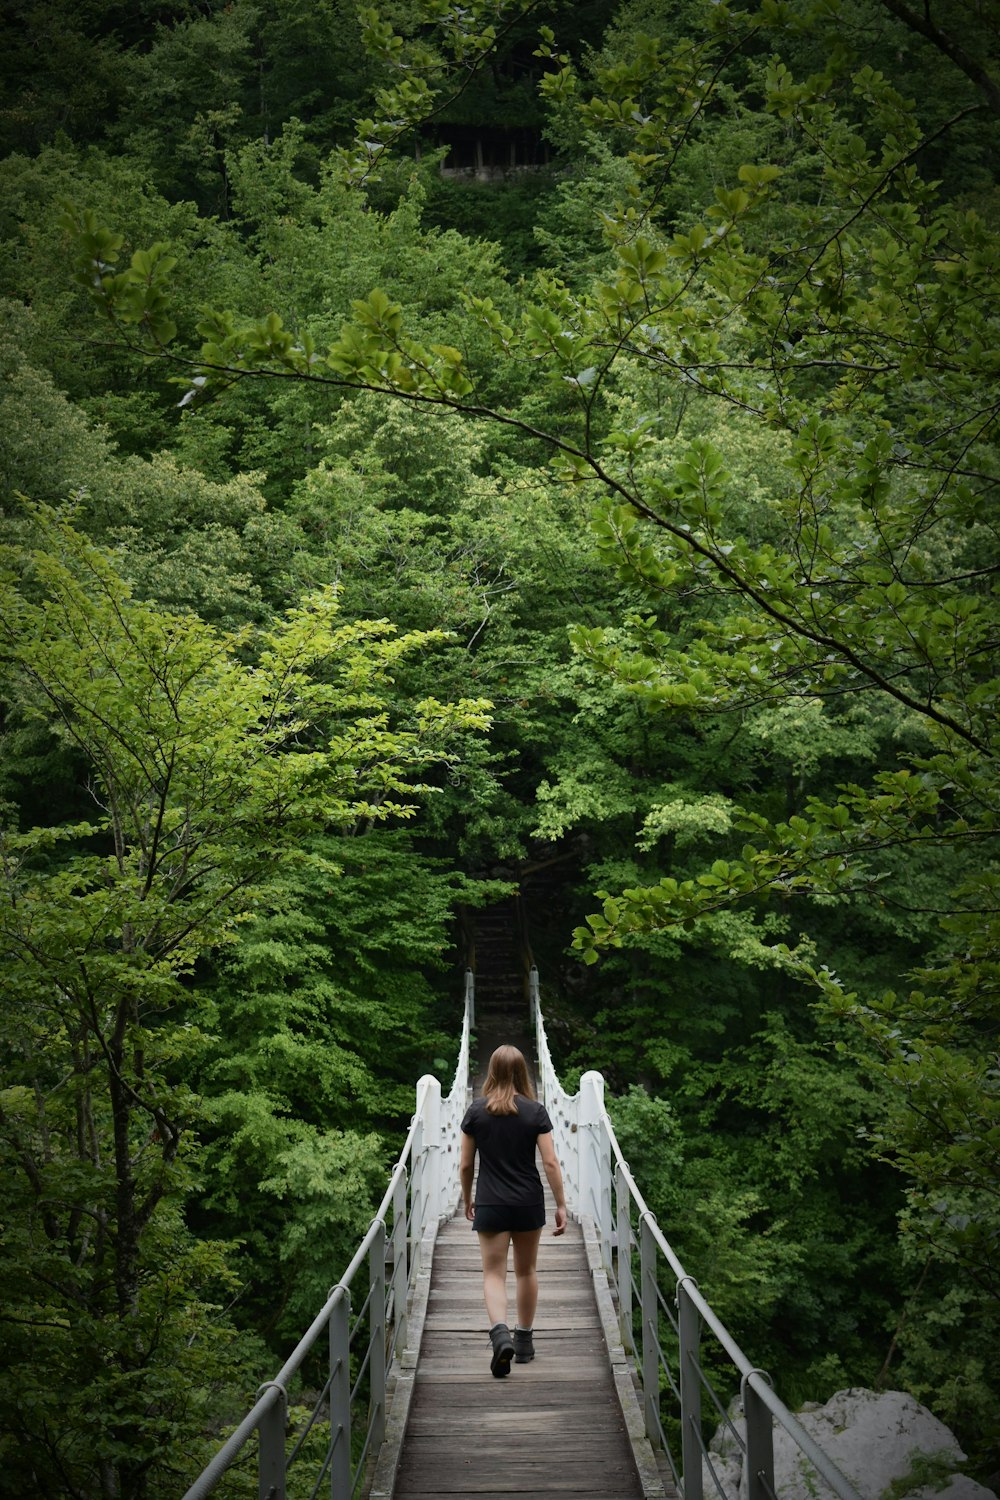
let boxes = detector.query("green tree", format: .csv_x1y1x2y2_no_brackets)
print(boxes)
191,831,496,1341
0,506,488,1497
52,0,1000,1464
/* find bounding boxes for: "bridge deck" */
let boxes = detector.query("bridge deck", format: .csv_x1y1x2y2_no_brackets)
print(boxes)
390,1209,646,1499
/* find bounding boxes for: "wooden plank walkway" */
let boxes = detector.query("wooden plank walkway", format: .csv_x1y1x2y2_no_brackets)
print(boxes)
389,1206,647,1499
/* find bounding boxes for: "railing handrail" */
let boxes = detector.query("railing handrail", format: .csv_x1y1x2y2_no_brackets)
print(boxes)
182,968,474,1500
530,966,863,1500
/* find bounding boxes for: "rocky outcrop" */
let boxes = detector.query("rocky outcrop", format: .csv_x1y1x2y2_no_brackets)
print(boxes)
701,1387,996,1500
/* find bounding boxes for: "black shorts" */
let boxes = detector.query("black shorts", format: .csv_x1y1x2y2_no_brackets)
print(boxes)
473,1203,546,1233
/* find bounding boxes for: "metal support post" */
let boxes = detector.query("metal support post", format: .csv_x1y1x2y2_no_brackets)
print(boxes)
256,1384,286,1500
599,1123,613,1275
640,1211,659,1449
742,1372,775,1500
369,1219,387,1452
391,1171,408,1357
678,1277,703,1500
415,1074,442,1231
616,1161,633,1354
329,1291,351,1500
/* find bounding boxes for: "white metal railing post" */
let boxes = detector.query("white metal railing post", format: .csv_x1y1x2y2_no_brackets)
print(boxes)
678,1277,704,1500
328,1292,351,1499
640,1210,659,1449
410,1096,426,1263
437,983,471,1218
369,1219,387,1453
256,1387,286,1500
418,1073,442,1230
579,1070,609,1255
412,1075,440,1254
616,1160,633,1353
743,1373,776,1500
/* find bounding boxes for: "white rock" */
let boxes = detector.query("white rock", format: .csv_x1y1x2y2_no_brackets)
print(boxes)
709,1396,746,1461
774,1387,963,1500
702,1387,996,1500
703,1451,742,1500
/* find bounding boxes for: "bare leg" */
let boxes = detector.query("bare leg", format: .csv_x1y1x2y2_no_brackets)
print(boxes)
511,1228,543,1329
477,1231,511,1326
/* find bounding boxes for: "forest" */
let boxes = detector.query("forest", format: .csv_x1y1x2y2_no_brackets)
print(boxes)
0,0,997,1495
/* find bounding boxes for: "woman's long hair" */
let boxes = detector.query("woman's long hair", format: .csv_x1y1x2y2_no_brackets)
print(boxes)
482,1045,535,1115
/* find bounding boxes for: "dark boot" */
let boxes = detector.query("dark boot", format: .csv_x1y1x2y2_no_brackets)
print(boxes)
513,1327,535,1363
489,1321,514,1378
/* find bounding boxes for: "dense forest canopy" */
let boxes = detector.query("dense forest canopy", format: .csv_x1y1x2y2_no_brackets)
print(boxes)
1,0,998,1495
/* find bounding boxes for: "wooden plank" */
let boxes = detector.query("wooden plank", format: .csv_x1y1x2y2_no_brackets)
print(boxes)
398,1459,639,1480
424,1289,588,1299
391,1492,638,1500
408,1366,621,1385
415,1347,613,1369
404,1411,628,1436
423,1313,600,1329
396,1471,639,1494
399,1464,639,1481
443,1256,584,1266
423,1314,601,1327
402,1437,635,1458
407,1378,619,1402
426,1292,597,1305
396,1483,639,1500
416,1335,614,1370
408,1383,620,1404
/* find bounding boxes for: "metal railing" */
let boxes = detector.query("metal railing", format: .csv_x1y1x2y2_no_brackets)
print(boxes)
531,967,864,1500
182,971,474,1500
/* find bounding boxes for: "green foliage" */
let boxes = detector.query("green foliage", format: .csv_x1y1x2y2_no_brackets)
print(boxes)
594,989,904,1378
5,0,1000,1479
422,169,559,275
0,143,242,420
0,508,489,1496
891,1281,1000,1476
190,831,490,1339
0,310,305,624
881,1448,969,1500
339,0,538,186
609,1085,805,1353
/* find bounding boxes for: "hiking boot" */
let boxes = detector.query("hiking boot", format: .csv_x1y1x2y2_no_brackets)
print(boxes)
489,1322,514,1378
513,1327,535,1363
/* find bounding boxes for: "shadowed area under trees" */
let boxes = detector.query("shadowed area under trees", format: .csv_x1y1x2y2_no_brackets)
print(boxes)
1,0,998,1494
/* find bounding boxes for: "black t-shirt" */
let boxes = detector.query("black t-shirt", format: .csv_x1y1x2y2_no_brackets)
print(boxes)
461,1095,553,1207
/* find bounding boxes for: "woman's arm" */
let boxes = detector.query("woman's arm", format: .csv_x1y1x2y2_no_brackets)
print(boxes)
460,1131,476,1221
537,1131,568,1236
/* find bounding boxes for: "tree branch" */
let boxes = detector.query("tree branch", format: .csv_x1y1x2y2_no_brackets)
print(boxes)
878,0,1000,117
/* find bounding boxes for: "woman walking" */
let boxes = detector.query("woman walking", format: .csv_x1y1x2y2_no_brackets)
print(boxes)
460,1044,568,1377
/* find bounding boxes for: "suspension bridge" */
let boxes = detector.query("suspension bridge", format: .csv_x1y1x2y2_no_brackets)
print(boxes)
182,903,864,1500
